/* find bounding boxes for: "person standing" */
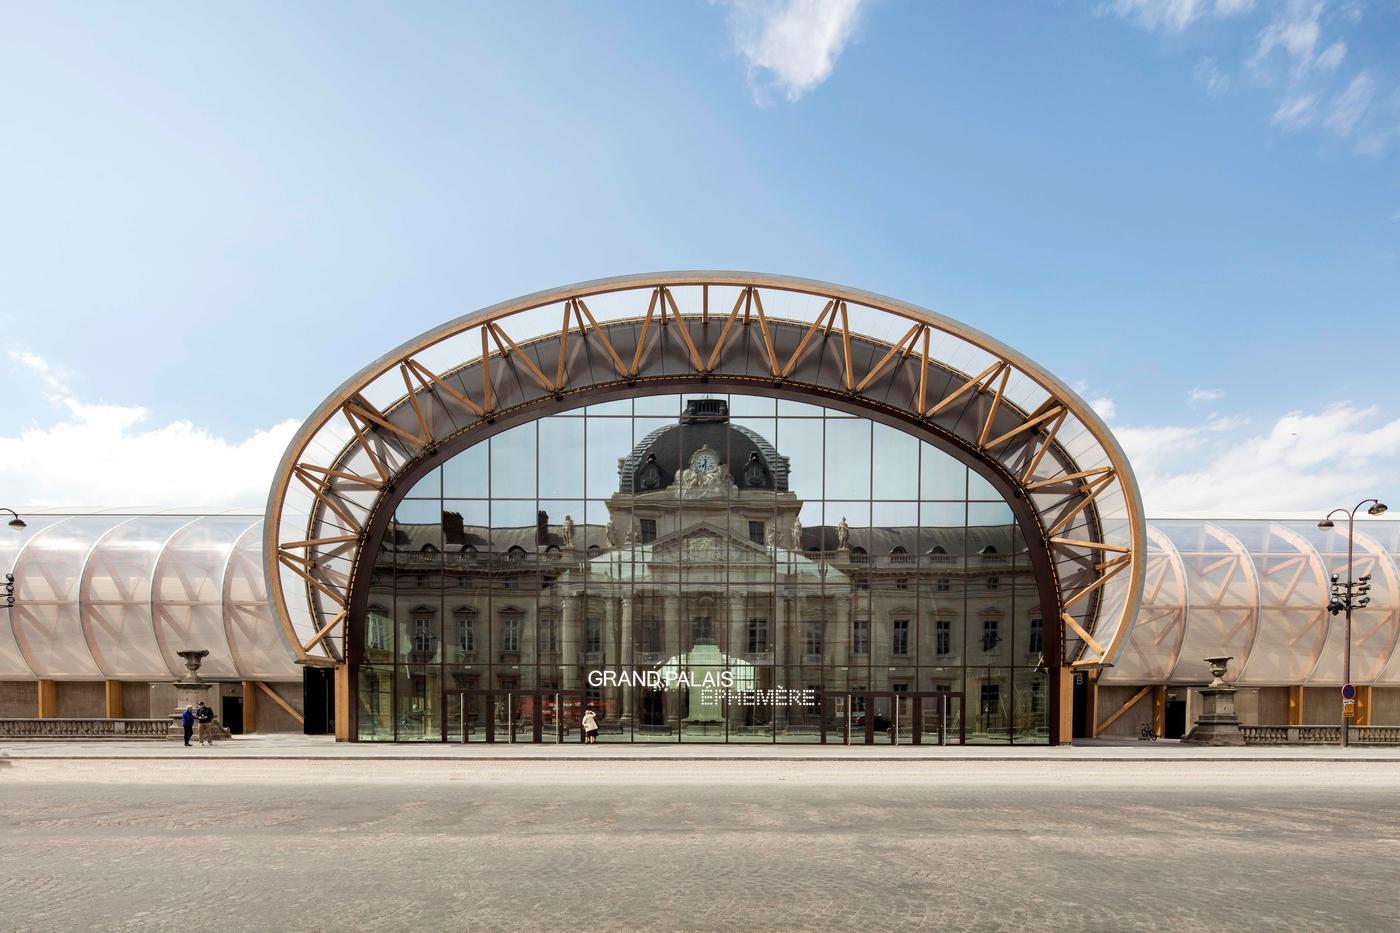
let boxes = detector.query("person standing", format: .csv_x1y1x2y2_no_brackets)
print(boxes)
581,707,598,745
181,705,195,747
195,701,215,745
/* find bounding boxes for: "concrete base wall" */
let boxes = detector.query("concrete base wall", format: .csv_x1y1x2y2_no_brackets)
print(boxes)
1095,685,1154,738
1303,687,1339,725
1255,687,1288,724
1371,688,1400,723
0,681,301,733
57,682,105,718
122,682,151,718
0,681,38,717
253,683,305,734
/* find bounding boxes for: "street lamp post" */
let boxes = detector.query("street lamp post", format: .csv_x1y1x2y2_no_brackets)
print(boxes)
1318,498,1388,748
2,508,26,610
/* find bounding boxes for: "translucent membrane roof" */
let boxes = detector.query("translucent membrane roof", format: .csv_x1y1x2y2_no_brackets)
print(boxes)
1106,518,1400,686
0,513,297,680
264,272,1147,673
3,512,1393,686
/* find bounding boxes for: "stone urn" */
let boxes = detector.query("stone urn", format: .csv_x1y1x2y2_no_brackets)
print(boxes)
1204,655,1233,687
1182,655,1245,746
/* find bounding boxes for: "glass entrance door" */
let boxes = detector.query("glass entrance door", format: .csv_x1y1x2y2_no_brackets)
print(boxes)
450,690,587,743
821,691,964,745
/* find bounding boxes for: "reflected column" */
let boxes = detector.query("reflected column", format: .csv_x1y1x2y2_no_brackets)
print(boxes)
728,591,746,662
664,592,681,733
834,592,850,667
774,589,789,728
561,594,580,690
619,593,634,725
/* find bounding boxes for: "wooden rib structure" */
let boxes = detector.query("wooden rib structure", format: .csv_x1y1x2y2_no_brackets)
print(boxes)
263,272,1147,674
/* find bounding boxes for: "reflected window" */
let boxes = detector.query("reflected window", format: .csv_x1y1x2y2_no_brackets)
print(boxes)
367,610,391,652
540,618,557,652
936,620,950,655
804,622,822,657
749,521,765,545
747,618,768,654
982,619,1000,652
639,518,657,543
641,618,661,654
413,616,434,654
892,619,910,656
852,621,870,656
502,618,520,654
458,617,474,654
1028,618,1043,655
936,578,951,592
585,617,602,655
986,576,1000,591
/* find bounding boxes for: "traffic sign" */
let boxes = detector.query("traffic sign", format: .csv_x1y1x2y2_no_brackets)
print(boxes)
1342,683,1356,700
1343,699,1356,719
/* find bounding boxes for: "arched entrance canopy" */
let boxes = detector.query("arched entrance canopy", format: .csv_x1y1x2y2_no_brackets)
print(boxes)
263,272,1146,672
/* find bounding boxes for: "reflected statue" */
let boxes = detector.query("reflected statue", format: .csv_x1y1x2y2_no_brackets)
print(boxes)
605,519,619,547
562,515,575,549
638,454,663,491
743,453,767,488
836,516,849,551
765,524,777,548
790,516,802,549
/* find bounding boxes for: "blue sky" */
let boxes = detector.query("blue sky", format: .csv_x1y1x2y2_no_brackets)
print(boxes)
1,1,1397,511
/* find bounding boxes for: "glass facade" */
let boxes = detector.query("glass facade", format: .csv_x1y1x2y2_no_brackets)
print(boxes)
353,394,1048,743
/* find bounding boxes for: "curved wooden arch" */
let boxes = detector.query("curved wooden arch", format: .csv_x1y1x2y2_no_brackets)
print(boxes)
263,272,1147,675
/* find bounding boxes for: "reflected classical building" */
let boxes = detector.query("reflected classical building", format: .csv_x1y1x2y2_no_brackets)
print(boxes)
355,397,1044,742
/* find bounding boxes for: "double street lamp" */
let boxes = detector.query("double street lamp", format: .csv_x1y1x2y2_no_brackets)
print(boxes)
2,508,25,610
1318,498,1388,748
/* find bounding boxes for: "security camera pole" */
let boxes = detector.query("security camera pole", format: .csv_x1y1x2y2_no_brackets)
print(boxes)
1318,498,1388,748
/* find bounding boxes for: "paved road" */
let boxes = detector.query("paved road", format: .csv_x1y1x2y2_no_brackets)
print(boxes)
3,759,1398,931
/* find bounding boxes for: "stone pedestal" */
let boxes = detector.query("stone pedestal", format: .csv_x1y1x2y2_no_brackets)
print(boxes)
1183,655,1245,746
1182,687,1246,746
165,649,232,742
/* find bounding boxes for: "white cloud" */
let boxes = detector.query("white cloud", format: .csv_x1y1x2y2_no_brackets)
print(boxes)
2,351,298,508
1272,93,1318,130
1112,0,1396,154
1107,0,1208,32
1195,57,1232,94
1089,397,1118,420
1324,71,1375,136
722,0,866,103
1189,387,1225,403
1105,0,1254,32
1250,1,1324,77
1117,402,1400,513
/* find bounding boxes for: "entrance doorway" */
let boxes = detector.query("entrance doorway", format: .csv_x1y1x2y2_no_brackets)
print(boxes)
450,689,589,743
1164,696,1187,739
820,691,964,745
222,696,243,735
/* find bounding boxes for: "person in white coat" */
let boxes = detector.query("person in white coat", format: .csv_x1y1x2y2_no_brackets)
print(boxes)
581,708,599,744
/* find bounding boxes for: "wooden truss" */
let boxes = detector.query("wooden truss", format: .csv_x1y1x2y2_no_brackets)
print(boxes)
263,274,1146,669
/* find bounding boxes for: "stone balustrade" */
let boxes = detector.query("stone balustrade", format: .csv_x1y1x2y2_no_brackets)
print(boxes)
1241,724,1400,746
0,718,171,739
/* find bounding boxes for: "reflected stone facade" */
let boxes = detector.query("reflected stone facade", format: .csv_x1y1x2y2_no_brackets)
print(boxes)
353,395,1048,743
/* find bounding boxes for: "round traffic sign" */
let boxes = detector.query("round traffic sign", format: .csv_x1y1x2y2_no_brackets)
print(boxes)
1342,683,1356,700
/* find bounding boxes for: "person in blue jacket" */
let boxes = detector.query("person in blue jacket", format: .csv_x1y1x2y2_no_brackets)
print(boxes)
180,706,195,747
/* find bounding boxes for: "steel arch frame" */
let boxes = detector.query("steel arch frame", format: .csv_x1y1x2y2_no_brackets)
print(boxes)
263,272,1147,681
